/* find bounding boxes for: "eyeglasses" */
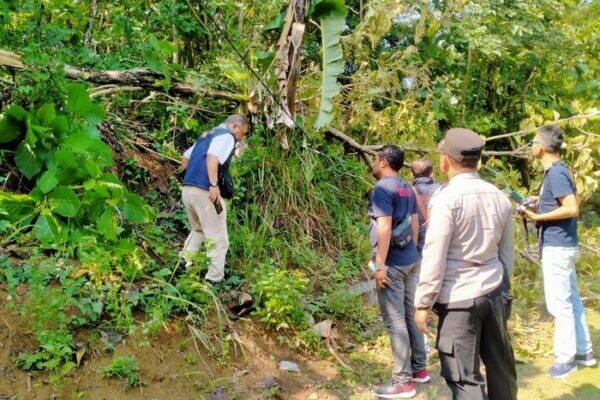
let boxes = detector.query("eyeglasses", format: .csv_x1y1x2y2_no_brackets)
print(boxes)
528,140,541,146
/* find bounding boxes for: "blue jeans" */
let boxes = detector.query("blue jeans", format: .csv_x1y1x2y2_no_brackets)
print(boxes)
377,263,427,383
541,246,593,363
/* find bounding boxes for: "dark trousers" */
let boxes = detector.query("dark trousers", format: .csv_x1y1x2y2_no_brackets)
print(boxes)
434,287,518,400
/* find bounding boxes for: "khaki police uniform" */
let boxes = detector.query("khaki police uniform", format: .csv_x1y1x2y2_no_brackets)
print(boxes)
414,129,518,400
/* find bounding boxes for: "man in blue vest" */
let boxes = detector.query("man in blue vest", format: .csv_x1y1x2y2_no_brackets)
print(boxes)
181,114,249,283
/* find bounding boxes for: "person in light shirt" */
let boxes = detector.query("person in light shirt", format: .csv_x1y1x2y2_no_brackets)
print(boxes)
180,114,249,283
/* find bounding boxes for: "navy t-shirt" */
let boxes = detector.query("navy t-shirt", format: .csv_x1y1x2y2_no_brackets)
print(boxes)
537,161,578,247
369,176,420,267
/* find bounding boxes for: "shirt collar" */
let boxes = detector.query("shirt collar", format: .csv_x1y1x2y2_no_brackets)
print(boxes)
413,177,434,186
544,159,565,172
220,123,239,143
449,171,480,183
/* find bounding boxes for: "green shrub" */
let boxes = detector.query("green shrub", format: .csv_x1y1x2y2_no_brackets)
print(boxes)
17,330,75,372
254,264,309,331
101,355,143,389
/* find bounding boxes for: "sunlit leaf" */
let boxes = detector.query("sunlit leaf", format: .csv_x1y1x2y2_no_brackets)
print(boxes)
33,212,61,246
37,169,59,194
49,186,80,218
97,207,118,241
14,142,42,179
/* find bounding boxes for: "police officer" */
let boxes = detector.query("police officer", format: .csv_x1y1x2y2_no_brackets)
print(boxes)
414,129,517,400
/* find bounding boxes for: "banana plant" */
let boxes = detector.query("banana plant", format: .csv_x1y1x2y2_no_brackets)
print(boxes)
310,0,347,130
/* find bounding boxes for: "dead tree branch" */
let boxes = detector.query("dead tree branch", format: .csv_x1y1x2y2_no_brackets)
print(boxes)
326,127,531,170
274,0,309,128
484,110,600,142
325,127,375,170
84,0,99,49
0,49,246,102
89,85,142,98
64,65,247,102
0,49,24,69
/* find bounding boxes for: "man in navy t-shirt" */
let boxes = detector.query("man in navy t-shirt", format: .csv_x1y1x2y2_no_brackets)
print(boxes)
522,126,596,378
369,145,428,399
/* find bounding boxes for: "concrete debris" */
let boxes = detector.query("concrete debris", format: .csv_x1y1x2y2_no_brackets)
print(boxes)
279,360,301,373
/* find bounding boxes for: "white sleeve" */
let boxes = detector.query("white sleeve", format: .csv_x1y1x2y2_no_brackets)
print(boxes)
207,135,235,164
183,144,195,159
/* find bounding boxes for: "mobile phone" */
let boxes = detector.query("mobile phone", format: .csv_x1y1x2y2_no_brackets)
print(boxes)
214,201,223,214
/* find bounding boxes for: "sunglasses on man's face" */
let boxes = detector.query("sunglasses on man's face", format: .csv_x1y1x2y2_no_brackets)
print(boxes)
527,139,541,146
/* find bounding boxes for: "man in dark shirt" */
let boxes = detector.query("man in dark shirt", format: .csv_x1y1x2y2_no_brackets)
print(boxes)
410,159,441,256
522,126,596,378
369,145,428,399
409,159,441,361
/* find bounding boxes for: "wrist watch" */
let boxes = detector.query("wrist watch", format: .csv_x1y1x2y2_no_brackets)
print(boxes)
417,306,431,311
209,181,218,187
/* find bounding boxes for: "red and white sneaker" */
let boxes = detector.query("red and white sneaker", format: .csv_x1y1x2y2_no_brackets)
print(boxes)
412,369,431,383
374,379,416,399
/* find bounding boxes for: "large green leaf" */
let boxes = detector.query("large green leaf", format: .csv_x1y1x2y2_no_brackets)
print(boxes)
36,103,56,125
87,140,113,167
37,169,59,194
264,12,285,31
312,0,347,130
63,131,97,153
14,142,42,179
49,186,80,218
97,207,118,241
51,115,70,140
0,105,27,143
33,212,61,246
123,193,151,224
0,192,36,223
66,84,106,124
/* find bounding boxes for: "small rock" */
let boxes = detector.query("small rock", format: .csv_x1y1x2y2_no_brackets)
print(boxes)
257,376,283,390
308,393,319,400
365,290,378,306
312,320,339,339
279,360,301,373
209,386,228,400
238,292,253,305
99,330,124,347
348,280,376,295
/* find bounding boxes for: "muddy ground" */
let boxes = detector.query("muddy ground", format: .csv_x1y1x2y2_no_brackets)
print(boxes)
0,300,599,399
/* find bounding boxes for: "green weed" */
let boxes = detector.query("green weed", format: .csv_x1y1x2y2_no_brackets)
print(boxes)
253,263,309,331
101,355,143,389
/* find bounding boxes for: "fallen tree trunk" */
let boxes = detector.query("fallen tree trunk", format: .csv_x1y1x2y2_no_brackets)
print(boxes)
0,49,246,102
64,65,247,102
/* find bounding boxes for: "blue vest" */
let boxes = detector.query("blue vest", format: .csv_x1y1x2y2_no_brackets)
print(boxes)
183,126,235,190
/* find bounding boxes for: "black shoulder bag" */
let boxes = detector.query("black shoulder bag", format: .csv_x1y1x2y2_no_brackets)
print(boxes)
218,159,235,199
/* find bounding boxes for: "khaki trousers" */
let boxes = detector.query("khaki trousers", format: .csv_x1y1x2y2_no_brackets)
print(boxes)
181,186,228,282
